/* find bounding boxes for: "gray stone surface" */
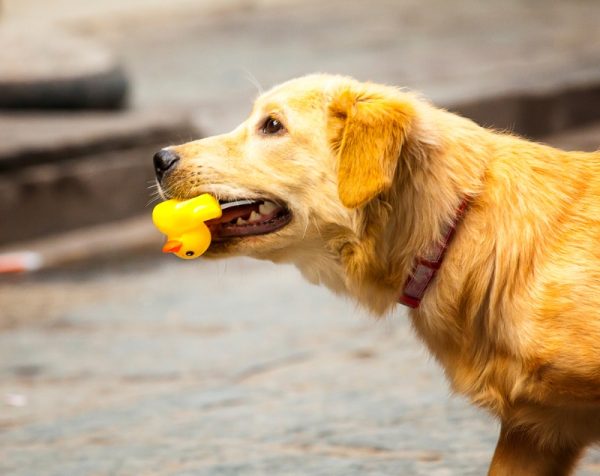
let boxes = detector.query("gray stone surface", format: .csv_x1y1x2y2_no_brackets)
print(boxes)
0,109,195,170
0,27,127,109
0,257,598,475
2,118,599,269
3,0,600,246
0,109,196,244
86,0,600,137
0,143,160,244
10,0,600,136
544,120,600,152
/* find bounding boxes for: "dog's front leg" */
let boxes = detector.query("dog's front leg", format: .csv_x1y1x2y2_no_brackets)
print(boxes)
488,424,583,476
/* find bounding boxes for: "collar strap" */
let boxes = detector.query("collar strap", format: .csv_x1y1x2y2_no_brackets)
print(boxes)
398,198,471,308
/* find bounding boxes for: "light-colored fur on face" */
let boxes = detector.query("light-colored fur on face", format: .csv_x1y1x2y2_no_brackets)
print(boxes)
160,74,600,475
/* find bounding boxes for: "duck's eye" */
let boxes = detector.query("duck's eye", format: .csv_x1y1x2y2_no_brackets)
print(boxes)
185,251,194,256
261,116,285,135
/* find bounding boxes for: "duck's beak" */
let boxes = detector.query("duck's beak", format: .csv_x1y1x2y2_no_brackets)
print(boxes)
162,240,183,253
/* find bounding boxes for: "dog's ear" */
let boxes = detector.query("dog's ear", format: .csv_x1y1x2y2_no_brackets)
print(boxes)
328,84,415,208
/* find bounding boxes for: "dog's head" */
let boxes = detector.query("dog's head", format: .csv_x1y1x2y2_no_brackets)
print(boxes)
154,74,423,295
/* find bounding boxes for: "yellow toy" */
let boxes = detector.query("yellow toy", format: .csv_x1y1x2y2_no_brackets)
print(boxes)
152,194,222,259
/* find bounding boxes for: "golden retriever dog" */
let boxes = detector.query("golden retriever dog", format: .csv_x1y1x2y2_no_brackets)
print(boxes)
153,74,600,475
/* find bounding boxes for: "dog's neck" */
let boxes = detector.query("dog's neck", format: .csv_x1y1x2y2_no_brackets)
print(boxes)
398,196,472,308
339,108,489,315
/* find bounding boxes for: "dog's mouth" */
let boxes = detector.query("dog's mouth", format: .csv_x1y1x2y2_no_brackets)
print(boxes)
206,199,292,240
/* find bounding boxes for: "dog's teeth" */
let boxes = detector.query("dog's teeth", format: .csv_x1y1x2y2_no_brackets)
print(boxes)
249,211,261,222
259,202,278,215
236,218,247,225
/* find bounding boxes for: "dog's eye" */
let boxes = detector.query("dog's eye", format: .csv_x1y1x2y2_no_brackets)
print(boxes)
261,116,285,135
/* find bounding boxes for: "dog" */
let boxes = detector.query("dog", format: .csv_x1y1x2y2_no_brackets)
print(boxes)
153,74,600,475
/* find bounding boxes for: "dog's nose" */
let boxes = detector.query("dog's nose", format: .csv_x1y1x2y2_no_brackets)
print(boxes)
153,149,180,181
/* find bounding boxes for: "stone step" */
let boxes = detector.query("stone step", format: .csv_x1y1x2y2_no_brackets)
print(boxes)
0,109,196,245
450,81,600,140
543,121,600,152
2,120,598,271
0,27,127,110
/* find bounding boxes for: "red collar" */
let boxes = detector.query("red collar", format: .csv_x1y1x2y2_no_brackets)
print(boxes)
398,198,471,308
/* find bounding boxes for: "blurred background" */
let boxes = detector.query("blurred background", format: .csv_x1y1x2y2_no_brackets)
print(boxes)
0,1,599,474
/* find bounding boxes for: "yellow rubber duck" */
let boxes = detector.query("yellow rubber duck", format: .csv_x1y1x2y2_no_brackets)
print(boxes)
152,194,222,259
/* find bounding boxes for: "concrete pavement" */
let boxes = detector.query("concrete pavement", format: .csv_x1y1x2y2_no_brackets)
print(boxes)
1,256,599,475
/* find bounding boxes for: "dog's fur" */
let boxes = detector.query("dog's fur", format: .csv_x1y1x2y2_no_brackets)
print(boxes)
159,74,600,475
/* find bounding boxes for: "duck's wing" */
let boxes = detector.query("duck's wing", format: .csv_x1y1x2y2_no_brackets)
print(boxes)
180,194,222,222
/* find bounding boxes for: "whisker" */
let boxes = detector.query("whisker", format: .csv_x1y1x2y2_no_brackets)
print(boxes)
312,217,323,240
175,132,197,144
242,69,264,96
302,215,310,240
146,191,163,207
